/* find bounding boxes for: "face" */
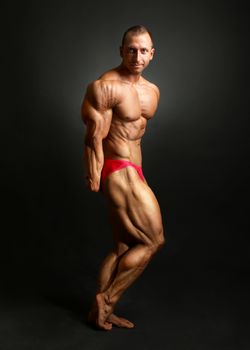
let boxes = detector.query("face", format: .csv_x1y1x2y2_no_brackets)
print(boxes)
120,32,155,74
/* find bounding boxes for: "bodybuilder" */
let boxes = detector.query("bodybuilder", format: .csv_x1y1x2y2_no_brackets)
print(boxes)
81,25,165,330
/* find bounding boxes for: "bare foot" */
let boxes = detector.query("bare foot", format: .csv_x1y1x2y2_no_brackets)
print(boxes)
88,293,113,331
107,313,135,328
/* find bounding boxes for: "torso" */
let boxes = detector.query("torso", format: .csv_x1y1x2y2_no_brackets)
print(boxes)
96,70,159,165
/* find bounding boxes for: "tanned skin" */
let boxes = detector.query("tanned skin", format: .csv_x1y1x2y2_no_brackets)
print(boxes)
81,30,165,330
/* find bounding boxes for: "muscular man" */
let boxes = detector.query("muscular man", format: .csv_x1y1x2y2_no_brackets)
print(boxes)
81,25,165,330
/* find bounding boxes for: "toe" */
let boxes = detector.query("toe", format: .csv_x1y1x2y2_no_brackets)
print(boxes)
103,321,112,330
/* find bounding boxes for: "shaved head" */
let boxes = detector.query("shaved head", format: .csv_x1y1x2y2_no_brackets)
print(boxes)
121,25,154,48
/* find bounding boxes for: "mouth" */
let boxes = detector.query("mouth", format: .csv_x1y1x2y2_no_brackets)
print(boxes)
131,64,143,68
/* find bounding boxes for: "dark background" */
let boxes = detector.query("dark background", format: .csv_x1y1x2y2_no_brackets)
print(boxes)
1,0,249,349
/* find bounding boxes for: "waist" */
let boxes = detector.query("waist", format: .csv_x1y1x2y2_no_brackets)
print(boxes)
103,140,142,164
101,158,144,183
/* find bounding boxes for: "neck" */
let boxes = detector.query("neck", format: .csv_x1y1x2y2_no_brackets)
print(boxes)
116,65,141,84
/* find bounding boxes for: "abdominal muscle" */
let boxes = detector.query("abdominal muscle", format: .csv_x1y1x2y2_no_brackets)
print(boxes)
103,136,143,164
103,114,147,165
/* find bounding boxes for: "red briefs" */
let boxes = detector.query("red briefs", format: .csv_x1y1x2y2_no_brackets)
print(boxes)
101,159,145,183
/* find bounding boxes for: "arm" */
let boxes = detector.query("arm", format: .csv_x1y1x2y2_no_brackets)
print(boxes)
81,81,113,192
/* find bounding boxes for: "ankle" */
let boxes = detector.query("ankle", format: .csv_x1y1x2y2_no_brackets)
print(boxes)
103,291,117,307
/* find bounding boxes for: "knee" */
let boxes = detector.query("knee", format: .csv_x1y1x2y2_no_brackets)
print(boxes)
151,229,165,254
156,233,165,252
157,233,165,250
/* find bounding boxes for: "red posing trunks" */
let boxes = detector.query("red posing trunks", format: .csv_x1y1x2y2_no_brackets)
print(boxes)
101,159,145,183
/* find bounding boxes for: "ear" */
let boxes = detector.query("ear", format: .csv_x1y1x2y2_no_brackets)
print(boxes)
150,48,155,61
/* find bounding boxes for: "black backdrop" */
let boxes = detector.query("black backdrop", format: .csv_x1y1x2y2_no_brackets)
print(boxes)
1,0,249,324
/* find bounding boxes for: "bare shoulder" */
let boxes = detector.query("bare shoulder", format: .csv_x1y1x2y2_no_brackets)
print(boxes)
98,69,121,81
150,82,160,100
140,77,160,102
85,77,121,110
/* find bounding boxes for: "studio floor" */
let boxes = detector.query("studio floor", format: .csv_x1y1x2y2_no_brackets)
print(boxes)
0,264,249,350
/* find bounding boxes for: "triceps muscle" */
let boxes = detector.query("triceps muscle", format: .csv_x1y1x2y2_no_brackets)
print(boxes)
81,80,113,190
83,107,112,188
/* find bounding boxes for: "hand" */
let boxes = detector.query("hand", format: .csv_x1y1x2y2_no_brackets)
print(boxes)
85,175,100,192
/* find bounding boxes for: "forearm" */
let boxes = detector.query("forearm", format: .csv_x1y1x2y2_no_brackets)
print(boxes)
84,139,104,192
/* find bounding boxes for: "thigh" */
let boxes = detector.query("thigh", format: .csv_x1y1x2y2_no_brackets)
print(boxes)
104,167,164,245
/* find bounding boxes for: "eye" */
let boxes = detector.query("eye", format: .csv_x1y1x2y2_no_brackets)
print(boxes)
128,48,135,54
141,48,148,54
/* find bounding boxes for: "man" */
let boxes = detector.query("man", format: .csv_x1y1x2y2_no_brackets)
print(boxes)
81,25,165,331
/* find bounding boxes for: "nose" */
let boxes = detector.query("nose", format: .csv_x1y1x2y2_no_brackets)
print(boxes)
135,50,141,62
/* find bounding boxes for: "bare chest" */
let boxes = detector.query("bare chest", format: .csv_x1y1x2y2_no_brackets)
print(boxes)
113,84,158,122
